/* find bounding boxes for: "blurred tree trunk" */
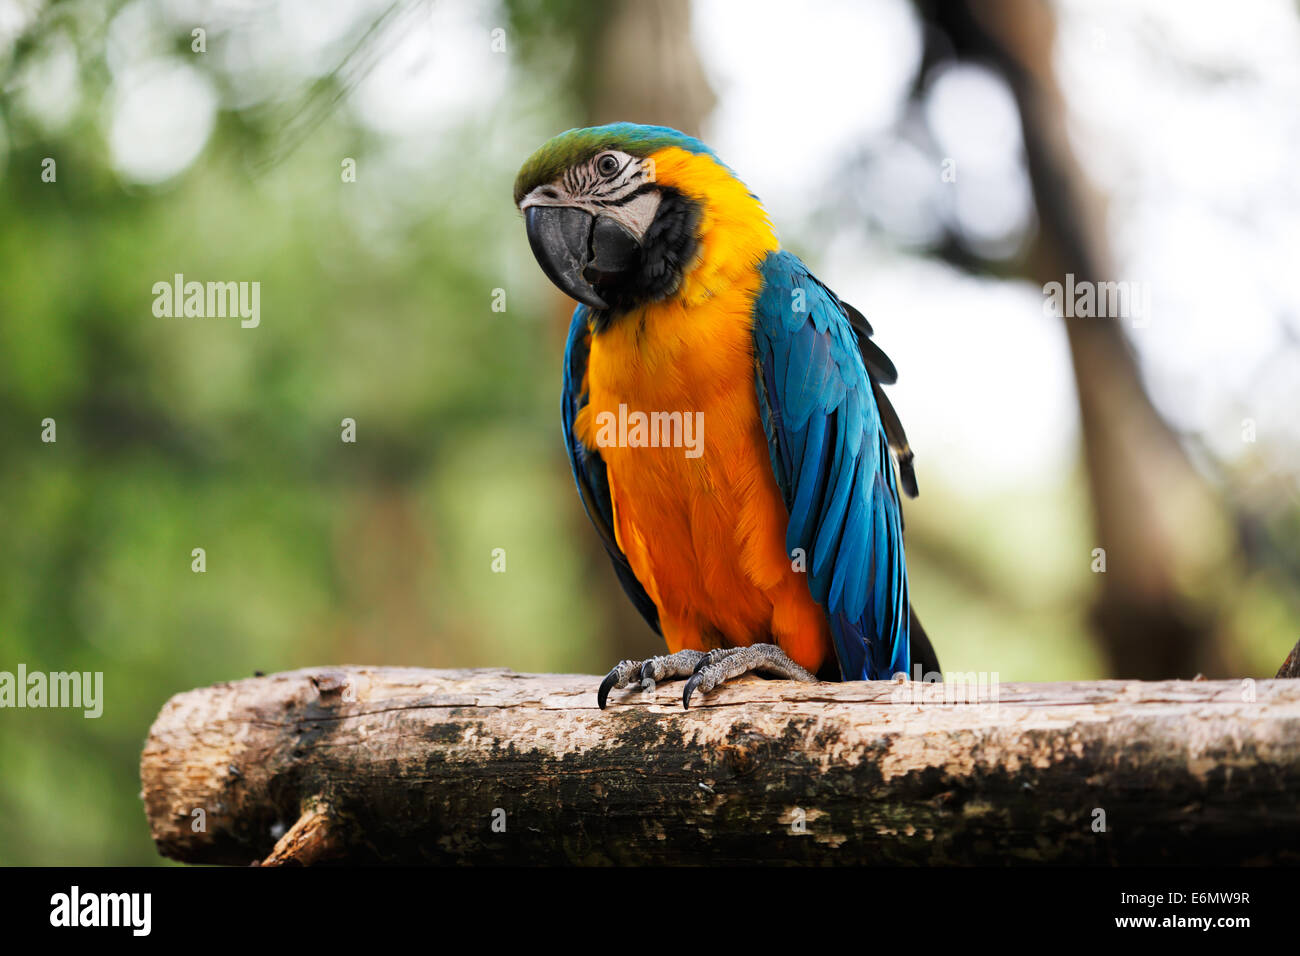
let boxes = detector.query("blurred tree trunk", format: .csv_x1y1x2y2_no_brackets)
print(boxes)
553,0,716,662
916,0,1232,678
583,0,716,131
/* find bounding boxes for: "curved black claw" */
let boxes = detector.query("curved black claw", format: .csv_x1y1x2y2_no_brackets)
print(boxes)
599,651,711,709
597,668,621,710
682,672,705,710
597,659,649,709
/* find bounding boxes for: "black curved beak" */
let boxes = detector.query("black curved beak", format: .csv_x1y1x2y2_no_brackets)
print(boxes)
523,205,640,311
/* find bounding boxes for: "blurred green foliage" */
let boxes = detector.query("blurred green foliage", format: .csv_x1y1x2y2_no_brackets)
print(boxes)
0,0,613,864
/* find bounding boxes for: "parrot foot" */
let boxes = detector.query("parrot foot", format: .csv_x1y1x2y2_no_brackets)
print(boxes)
682,644,817,709
596,650,707,710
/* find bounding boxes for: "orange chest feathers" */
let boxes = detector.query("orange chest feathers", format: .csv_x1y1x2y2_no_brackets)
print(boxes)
572,281,833,673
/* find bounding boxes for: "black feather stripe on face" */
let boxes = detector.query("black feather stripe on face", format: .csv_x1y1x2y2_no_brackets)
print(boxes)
593,182,655,208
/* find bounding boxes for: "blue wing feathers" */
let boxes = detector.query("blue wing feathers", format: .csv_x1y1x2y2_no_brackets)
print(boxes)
752,250,911,680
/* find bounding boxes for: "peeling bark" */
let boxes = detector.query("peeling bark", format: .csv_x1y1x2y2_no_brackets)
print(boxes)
141,667,1300,865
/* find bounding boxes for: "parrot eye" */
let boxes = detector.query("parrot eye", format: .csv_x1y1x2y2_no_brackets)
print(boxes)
596,153,620,177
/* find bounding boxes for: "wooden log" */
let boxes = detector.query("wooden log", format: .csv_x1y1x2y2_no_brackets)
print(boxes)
140,667,1300,865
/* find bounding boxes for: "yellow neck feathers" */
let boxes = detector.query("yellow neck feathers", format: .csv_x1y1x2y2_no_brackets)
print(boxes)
647,147,779,307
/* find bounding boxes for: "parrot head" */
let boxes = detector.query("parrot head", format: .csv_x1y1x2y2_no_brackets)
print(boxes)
514,123,774,313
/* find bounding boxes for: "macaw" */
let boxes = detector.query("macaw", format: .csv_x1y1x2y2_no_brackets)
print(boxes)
514,123,939,709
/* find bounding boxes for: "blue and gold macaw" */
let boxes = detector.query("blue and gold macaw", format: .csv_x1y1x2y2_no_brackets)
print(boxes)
514,123,939,708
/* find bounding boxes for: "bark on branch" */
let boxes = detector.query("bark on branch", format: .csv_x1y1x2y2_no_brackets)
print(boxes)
140,667,1300,865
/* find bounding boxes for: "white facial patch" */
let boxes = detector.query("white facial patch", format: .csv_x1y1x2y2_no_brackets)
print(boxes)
520,150,662,242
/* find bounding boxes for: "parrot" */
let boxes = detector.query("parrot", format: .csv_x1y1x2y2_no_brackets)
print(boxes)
513,123,940,709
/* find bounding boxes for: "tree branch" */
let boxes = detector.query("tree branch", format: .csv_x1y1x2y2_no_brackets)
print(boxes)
140,667,1300,865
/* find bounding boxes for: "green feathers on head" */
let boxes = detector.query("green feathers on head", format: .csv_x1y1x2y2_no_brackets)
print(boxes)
513,123,718,205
